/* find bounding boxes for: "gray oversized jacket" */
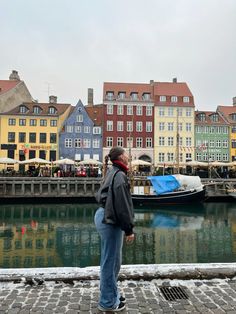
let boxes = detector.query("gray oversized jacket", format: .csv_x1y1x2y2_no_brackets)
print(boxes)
95,163,134,236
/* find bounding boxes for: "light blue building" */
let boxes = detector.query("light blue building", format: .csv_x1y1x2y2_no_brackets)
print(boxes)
59,100,103,161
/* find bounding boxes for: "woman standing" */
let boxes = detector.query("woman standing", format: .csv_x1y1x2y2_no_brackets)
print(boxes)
95,147,135,312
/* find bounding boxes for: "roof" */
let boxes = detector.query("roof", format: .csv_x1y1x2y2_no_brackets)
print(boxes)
195,110,229,125
1,102,72,117
0,80,21,95
103,82,153,101
85,104,103,126
217,105,236,124
154,82,193,97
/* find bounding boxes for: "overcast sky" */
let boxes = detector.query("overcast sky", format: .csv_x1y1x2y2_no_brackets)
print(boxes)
0,0,235,110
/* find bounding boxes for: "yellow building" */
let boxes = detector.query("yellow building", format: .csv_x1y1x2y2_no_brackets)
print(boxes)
0,96,72,170
154,81,195,167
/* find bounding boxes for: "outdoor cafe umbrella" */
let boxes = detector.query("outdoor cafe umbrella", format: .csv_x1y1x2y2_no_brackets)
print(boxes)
78,159,103,165
53,158,75,165
131,159,152,167
185,160,208,167
209,161,230,167
19,157,51,165
0,157,19,164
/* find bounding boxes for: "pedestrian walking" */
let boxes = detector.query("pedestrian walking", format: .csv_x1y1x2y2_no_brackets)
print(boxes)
94,147,135,312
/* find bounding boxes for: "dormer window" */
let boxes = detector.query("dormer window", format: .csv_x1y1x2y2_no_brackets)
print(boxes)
48,106,57,114
231,113,236,121
33,106,42,114
183,96,190,103
106,92,114,100
142,93,150,100
19,105,29,114
118,92,126,100
199,113,206,122
171,96,178,102
211,114,219,122
160,96,166,102
131,92,138,100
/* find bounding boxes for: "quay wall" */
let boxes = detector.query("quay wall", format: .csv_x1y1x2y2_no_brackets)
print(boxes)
0,177,235,201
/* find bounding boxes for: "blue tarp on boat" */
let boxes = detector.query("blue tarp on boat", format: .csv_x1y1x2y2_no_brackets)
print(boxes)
147,175,181,195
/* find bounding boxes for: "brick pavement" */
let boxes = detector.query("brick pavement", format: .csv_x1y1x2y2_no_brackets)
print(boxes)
1,277,236,314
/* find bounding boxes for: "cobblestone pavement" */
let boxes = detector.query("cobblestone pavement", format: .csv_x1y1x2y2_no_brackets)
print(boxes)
1,277,236,314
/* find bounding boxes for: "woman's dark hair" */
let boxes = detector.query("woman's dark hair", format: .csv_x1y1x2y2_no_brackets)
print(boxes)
108,147,125,162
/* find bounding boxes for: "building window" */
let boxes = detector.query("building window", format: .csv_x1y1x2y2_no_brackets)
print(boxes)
127,121,133,132
136,121,143,132
178,123,182,131
216,153,221,161
143,93,150,100
84,126,91,133
186,153,192,161
131,93,138,100
40,119,47,126
30,119,37,126
136,138,142,148
159,107,165,116
83,139,91,148
136,105,143,116
106,137,113,147
222,153,228,161
146,122,152,132
106,92,114,100
29,133,36,143
117,104,124,115
117,121,124,132
19,119,26,126
186,137,192,146
29,150,36,159
159,152,165,162
74,138,82,148
39,133,46,143
48,106,57,114
118,92,126,99
127,105,133,115
196,153,201,161
159,137,165,146
75,125,82,133
19,105,28,113
159,122,165,131
8,119,16,125
66,125,73,133
168,137,174,146
50,120,57,127
160,96,166,102
146,105,152,116
211,114,219,122
93,127,101,134
168,122,174,131
186,108,192,117
8,132,15,143
127,137,133,148
19,132,26,143
107,120,113,131
168,107,174,116
209,140,214,148
65,138,72,148
171,96,178,102
177,108,183,116
93,139,100,148
183,96,190,103
179,137,183,146
50,133,57,143
33,106,42,114
186,123,192,132
107,104,113,115
216,140,221,148
222,140,228,148
77,114,83,122
146,138,152,148
167,153,174,161
117,137,123,147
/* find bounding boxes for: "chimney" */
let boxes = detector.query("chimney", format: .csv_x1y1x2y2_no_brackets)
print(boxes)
49,95,57,104
150,80,154,85
173,77,177,83
233,97,236,106
9,70,20,81
87,88,94,106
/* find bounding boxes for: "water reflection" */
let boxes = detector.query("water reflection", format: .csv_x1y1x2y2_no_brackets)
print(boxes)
0,202,236,268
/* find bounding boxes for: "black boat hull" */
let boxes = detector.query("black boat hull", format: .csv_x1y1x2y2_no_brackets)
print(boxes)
132,188,206,206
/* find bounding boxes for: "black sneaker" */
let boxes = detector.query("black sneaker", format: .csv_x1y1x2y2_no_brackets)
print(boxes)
119,296,126,304
98,301,126,312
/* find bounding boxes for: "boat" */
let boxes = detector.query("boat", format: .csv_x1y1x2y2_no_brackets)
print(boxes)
132,174,206,206
226,189,236,199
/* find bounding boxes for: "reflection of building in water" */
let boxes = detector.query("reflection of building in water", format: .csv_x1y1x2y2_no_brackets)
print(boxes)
196,219,232,263
56,224,100,267
154,228,198,264
123,227,155,264
0,222,62,268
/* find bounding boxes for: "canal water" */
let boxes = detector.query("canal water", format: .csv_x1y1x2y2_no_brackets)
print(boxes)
0,202,235,268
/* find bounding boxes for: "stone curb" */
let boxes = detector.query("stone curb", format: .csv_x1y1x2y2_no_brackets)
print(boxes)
1,263,236,282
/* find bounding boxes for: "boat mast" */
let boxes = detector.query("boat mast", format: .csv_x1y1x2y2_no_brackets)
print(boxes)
176,108,180,174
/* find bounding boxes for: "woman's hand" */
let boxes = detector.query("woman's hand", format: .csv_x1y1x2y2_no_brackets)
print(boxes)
125,233,135,244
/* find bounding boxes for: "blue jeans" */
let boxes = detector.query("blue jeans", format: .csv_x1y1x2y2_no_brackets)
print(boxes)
94,207,123,309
